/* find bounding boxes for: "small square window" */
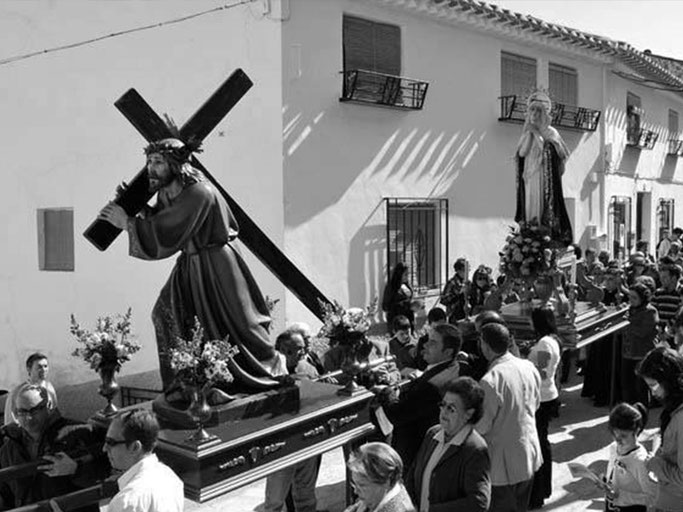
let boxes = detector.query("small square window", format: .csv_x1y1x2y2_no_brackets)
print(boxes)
37,208,74,271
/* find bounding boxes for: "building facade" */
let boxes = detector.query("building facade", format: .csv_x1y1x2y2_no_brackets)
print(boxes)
2,0,683,387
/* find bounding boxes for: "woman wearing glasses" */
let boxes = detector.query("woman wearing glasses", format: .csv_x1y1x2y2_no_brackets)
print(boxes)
406,377,491,512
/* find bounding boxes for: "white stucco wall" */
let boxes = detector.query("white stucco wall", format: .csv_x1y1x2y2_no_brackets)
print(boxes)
0,0,284,388
603,70,683,254
281,0,605,327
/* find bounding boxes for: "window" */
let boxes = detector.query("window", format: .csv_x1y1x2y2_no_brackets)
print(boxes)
549,63,578,106
37,208,74,271
386,198,448,292
658,198,675,241
343,15,401,76
501,52,537,98
669,109,679,138
608,197,632,262
626,93,642,145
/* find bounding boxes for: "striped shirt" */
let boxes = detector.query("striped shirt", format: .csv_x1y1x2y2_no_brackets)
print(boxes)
651,285,683,327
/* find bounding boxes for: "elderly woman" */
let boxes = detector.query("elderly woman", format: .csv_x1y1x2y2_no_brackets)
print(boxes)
344,443,415,512
637,347,683,512
406,377,491,512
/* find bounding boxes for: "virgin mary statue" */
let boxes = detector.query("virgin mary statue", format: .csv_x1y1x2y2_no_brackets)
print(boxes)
514,90,573,246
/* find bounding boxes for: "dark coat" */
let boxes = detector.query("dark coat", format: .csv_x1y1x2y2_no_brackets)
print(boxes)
0,412,107,511
406,425,491,512
382,360,465,469
623,304,659,359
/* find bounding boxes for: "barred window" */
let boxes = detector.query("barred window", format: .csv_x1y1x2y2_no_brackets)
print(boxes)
386,198,448,292
37,208,74,271
343,15,401,76
608,197,632,262
549,63,578,106
659,198,675,241
501,52,537,98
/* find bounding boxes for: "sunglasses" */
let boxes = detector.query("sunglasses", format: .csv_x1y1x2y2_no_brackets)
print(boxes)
15,401,48,417
103,437,129,448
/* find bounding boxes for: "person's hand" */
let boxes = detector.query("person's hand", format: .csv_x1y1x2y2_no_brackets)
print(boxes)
39,453,78,477
99,201,129,230
115,181,129,200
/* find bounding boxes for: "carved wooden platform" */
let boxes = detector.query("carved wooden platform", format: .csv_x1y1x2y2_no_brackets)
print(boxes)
501,300,629,349
154,379,374,502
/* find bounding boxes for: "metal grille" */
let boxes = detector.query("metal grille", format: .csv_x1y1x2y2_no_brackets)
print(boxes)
609,196,633,262
658,199,675,241
385,198,448,292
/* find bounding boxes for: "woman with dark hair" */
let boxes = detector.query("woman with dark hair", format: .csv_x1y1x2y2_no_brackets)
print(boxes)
623,283,659,405
382,262,414,331
637,347,683,511
468,266,493,317
527,307,562,509
406,377,491,512
345,442,415,512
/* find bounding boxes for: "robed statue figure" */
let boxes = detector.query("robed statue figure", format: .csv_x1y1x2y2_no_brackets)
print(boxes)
99,138,280,390
515,90,573,246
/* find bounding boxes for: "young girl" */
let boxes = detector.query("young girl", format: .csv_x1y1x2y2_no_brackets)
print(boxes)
604,402,655,512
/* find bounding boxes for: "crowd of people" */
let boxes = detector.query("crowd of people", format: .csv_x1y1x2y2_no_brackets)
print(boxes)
4,231,683,512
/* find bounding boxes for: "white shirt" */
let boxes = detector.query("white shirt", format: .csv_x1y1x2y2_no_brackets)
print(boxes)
527,335,561,402
420,425,473,512
107,453,184,512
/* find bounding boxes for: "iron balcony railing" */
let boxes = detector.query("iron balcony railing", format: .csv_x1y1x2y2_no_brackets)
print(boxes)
341,69,429,110
627,128,659,150
498,95,601,132
668,139,683,156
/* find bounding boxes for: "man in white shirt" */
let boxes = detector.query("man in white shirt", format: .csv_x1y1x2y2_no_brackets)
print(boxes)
4,352,58,425
103,409,184,512
476,323,542,512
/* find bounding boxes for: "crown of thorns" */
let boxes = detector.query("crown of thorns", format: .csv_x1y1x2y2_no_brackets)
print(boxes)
143,137,203,164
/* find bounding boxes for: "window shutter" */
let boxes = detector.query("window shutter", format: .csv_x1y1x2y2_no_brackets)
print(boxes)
38,208,74,271
343,15,401,75
501,52,537,98
669,109,679,137
343,15,375,72
373,22,401,76
549,63,578,106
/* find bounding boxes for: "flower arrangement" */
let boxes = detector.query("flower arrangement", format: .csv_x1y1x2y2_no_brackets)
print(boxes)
168,318,238,389
317,297,377,347
71,308,141,371
499,221,556,280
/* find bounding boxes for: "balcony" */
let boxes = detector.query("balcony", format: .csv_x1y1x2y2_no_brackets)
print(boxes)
627,128,659,150
340,69,429,110
668,139,683,156
498,95,601,132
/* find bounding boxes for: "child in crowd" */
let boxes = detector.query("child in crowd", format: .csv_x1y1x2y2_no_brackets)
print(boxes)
468,265,493,316
388,315,418,377
603,402,655,512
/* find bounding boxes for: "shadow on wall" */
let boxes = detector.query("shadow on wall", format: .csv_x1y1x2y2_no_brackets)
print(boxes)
347,222,386,312
283,102,510,228
619,146,642,175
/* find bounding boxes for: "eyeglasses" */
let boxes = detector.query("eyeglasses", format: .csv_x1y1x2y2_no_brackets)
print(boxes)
103,437,129,448
438,401,459,414
15,401,48,417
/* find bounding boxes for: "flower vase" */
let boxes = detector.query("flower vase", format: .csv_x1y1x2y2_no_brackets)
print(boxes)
98,365,120,417
337,352,365,397
186,387,217,443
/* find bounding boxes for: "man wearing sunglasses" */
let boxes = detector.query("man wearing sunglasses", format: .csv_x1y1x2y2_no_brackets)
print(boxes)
0,385,105,510
103,409,183,512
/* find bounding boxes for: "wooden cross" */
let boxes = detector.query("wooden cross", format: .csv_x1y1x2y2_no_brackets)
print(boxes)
84,69,330,319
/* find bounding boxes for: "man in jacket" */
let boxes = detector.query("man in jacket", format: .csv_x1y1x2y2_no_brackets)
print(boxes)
476,324,542,512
